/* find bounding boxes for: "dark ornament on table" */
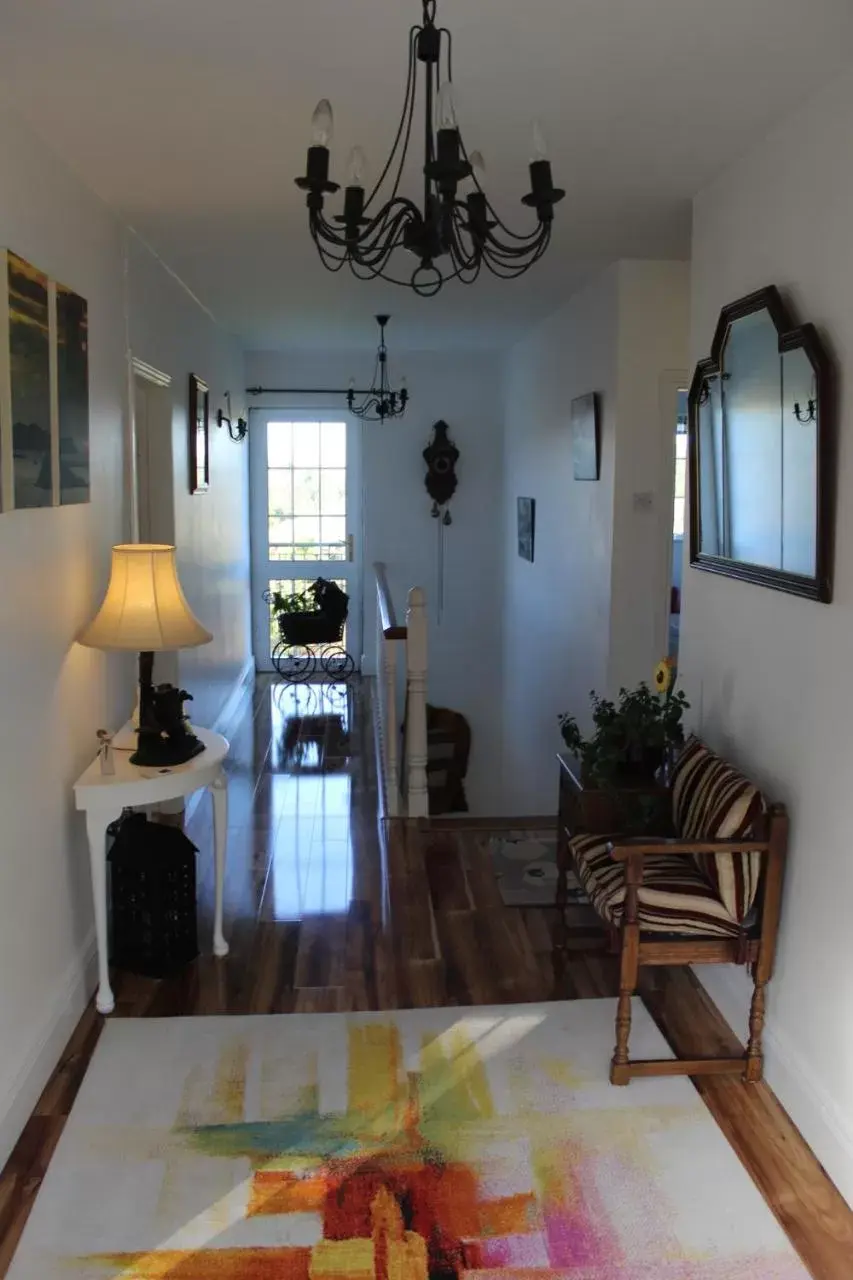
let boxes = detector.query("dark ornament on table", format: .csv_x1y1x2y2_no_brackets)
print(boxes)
423,419,459,523
131,682,206,768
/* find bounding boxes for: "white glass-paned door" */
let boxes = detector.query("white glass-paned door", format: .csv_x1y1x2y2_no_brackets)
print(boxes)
250,412,362,672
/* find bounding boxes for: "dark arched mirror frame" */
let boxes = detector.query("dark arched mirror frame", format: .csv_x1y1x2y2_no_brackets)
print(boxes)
688,285,835,603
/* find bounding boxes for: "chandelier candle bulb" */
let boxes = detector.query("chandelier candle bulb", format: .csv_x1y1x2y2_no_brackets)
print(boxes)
530,118,549,162
311,98,334,147
345,146,368,189
436,81,458,130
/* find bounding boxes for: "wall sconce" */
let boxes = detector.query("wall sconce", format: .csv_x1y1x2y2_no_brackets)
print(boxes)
793,399,817,424
216,391,248,442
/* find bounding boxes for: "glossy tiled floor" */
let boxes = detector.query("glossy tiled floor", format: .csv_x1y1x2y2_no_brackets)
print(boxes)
1,676,853,1278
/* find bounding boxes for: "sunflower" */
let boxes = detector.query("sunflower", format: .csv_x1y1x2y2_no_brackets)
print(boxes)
654,657,676,694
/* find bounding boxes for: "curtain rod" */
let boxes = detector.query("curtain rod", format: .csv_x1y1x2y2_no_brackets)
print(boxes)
246,386,375,397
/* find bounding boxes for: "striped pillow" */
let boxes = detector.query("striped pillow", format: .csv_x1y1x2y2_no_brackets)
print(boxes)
670,736,765,922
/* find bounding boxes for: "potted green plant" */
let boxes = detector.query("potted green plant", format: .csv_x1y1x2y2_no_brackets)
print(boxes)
558,659,689,788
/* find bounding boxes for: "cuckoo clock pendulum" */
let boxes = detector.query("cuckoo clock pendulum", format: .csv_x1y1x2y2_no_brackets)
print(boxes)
423,420,460,622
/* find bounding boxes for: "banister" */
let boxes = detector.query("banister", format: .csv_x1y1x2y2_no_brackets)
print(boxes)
374,561,407,640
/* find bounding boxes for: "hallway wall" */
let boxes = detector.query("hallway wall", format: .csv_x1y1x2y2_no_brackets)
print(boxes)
681,64,853,1207
500,260,689,814
0,97,250,1168
244,349,504,814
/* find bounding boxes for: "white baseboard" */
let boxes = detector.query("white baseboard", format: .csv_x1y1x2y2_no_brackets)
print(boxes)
0,930,98,1171
695,965,853,1208
213,656,255,736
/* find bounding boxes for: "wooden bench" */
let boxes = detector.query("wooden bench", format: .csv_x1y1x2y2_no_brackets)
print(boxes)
569,736,788,1085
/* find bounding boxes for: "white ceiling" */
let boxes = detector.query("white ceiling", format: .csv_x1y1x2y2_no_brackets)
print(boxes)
1,0,852,351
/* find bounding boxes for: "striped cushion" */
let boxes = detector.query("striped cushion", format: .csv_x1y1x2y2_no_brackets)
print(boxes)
671,736,765,921
569,833,742,938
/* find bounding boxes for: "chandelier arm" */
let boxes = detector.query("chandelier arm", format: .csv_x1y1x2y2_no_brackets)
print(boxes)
364,25,421,211
483,221,552,258
351,199,420,253
481,226,552,278
310,224,352,271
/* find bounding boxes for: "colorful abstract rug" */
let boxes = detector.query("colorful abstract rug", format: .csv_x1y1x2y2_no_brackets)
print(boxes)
8,1001,808,1278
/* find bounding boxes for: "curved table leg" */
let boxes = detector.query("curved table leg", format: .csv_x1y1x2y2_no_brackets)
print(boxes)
86,808,122,1015
209,770,229,957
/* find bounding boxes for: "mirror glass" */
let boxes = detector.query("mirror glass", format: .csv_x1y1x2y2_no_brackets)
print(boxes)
695,309,818,579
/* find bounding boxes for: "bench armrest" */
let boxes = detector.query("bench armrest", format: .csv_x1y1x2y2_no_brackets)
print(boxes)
608,836,771,862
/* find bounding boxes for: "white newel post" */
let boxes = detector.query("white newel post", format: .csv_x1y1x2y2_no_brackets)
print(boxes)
405,586,429,819
384,636,400,817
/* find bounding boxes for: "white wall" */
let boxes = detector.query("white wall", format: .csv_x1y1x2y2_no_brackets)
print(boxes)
501,261,689,814
244,349,504,814
682,65,853,1207
0,99,250,1168
129,240,251,728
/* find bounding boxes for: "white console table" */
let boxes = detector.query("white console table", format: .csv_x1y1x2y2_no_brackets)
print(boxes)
74,727,230,1014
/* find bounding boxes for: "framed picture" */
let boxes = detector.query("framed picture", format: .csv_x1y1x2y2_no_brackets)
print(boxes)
517,496,535,562
188,372,209,494
0,249,90,513
572,391,600,480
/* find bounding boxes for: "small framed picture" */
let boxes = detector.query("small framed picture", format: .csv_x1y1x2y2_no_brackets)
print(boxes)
517,496,535,562
189,372,209,493
572,391,600,480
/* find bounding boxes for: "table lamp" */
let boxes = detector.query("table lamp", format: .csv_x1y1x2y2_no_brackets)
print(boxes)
77,543,213,767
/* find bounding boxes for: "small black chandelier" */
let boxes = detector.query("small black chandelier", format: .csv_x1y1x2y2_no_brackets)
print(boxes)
347,315,408,422
295,0,564,298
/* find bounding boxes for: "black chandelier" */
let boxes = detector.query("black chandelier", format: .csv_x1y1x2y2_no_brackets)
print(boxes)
295,0,564,298
347,315,408,422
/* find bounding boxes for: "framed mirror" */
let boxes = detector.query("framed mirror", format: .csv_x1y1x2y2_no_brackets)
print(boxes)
688,286,834,602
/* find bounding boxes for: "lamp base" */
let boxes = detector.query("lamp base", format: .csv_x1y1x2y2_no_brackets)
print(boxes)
130,729,206,768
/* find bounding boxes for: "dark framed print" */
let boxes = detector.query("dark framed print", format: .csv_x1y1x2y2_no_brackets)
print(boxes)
517,496,535,562
188,372,209,494
571,391,600,480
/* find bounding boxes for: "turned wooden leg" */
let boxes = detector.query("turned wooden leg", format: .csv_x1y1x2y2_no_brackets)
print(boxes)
610,852,641,1086
745,976,766,1083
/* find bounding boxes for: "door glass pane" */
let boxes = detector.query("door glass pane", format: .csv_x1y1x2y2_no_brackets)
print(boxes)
268,469,293,519
320,469,346,515
293,469,320,515
268,421,293,468
293,421,320,468
320,420,346,467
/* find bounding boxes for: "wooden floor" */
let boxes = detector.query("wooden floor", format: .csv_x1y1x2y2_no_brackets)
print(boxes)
1,676,852,1276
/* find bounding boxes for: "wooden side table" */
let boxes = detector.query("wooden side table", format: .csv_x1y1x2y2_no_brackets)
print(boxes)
74,727,230,1014
556,754,669,926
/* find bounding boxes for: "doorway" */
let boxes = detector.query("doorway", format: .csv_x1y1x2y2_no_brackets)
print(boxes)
668,390,688,660
249,412,363,673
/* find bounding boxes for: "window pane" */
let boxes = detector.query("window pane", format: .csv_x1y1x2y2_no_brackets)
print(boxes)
269,515,293,546
321,421,346,467
293,421,320,467
676,434,688,460
292,516,320,555
322,516,346,547
293,468,320,515
674,458,687,500
268,469,292,519
320,468,346,516
267,422,292,468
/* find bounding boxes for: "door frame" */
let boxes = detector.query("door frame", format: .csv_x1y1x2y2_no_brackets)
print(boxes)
658,370,689,662
248,406,364,673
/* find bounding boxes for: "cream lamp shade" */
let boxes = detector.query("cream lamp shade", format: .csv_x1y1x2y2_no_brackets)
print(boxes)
77,544,212,652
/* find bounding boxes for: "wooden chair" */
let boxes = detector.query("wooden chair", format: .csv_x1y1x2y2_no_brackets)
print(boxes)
568,736,788,1085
